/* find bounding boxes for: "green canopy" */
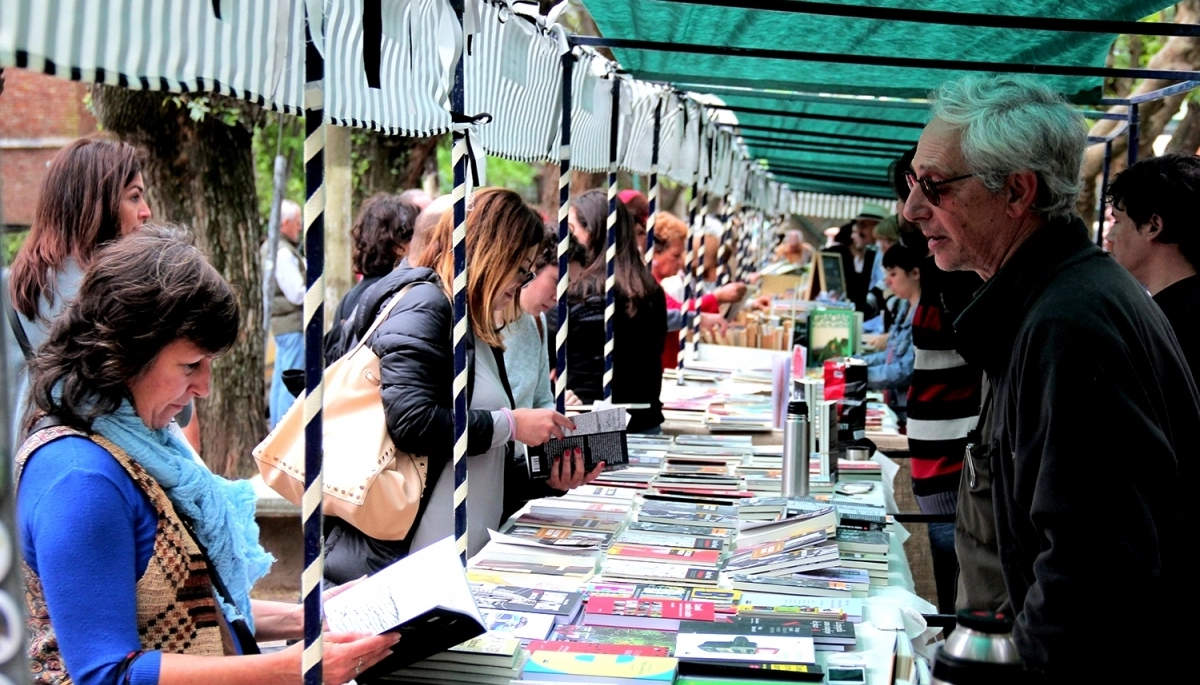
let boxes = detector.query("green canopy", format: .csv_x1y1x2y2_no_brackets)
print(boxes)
582,0,1176,198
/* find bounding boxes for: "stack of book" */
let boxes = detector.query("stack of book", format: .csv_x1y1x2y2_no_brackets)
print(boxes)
387,634,524,685
520,651,679,683
674,616,824,682
704,398,775,433
467,535,600,593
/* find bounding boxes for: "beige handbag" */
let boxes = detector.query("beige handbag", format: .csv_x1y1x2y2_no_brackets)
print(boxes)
253,284,428,541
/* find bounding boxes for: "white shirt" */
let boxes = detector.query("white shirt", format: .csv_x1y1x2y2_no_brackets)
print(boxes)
275,246,305,306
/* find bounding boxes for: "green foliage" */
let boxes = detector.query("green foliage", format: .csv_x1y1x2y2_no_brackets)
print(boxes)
251,115,306,233
435,136,539,202
3,229,28,265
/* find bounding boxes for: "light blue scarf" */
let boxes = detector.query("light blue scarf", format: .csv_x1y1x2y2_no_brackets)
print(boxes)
91,400,273,631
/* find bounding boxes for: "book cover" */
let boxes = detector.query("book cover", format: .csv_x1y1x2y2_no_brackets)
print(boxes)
607,544,722,567
807,309,857,368
729,574,853,598
522,652,678,683
627,521,734,539
835,528,889,553
550,624,679,652
614,530,726,551
679,616,813,638
528,407,631,479
505,525,613,548
587,596,716,622
513,512,625,533
469,558,595,578
477,608,557,640
527,640,670,658
600,560,721,585
674,632,816,664
676,660,825,683
734,594,863,623
470,584,584,621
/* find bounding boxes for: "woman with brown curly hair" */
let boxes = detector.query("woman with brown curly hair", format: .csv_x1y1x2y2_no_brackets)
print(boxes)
17,226,396,685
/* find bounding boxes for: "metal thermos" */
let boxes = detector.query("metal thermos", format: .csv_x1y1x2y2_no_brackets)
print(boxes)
932,610,1025,685
781,400,810,497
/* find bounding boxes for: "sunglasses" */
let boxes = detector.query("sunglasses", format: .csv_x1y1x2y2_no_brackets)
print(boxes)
905,169,974,206
516,265,536,288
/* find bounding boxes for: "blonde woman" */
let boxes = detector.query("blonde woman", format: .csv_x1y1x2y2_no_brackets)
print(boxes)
323,189,595,582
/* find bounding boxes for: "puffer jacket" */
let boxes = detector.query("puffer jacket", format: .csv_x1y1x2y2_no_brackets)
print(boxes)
323,263,497,583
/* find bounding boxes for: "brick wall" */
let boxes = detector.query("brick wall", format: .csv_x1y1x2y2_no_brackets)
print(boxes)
0,68,98,226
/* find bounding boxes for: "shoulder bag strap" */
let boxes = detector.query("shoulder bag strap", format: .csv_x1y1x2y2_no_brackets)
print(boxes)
8,304,34,359
349,282,419,356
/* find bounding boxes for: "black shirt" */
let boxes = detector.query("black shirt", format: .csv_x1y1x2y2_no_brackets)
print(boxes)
1153,273,1200,384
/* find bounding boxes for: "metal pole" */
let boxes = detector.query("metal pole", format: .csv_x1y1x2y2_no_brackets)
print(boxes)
1128,103,1140,167
645,99,662,263
678,183,699,384
1098,141,1113,246
555,52,574,414
450,0,469,564
604,76,619,402
301,5,324,684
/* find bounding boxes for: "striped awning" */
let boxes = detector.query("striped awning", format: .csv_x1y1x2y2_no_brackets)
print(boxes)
0,0,305,113
789,191,893,220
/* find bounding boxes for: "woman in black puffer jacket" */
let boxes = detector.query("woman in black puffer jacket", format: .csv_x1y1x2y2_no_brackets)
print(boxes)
565,190,667,434
323,189,597,583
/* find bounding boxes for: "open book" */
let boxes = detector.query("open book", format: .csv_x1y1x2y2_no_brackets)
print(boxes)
323,537,485,680
527,406,630,479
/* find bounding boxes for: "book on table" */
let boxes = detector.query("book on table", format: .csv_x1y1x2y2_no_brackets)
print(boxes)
734,593,864,623
674,631,816,665
724,541,841,577
835,527,889,554
527,639,671,657
734,506,837,550
728,573,854,598
606,543,723,567
613,529,727,551
584,596,716,631
527,406,631,478
626,521,735,540
550,624,679,652
469,583,584,625
477,607,557,640
322,536,486,678
503,524,613,548
420,633,521,668
521,652,678,684
674,660,825,682
681,615,856,651
586,582,740,614
599,559,721,586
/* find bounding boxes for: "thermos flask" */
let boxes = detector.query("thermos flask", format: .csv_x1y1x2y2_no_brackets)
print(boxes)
932,609,1025,685
781,400,810,497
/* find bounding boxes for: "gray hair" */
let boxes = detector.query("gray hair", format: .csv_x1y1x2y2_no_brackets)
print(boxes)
930,75,1087,221
280,198,302,224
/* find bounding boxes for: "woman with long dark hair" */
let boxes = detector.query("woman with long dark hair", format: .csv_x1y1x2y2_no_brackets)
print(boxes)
18,226,395,685
565,189,667,433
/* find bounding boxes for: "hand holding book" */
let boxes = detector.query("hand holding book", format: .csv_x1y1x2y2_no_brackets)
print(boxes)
547,446,606,491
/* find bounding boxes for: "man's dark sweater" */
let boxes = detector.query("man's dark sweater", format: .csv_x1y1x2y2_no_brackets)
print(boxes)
954,218,1198,676
1153,273,1200,384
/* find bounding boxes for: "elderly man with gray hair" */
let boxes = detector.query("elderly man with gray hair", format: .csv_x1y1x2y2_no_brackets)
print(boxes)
904,75,1197,676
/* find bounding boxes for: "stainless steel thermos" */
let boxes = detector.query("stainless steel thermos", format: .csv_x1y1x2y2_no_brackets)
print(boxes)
781,400,810,497
932,609,1025,685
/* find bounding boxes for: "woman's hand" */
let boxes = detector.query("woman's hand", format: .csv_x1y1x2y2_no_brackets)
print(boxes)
863,333,889,351
512,408,575,445
564,390,582,406
317,632,400,685
713,282,747,303
547,446,605,491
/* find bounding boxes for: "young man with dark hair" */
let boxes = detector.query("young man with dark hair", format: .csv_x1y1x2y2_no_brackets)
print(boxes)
1106,153,1200,379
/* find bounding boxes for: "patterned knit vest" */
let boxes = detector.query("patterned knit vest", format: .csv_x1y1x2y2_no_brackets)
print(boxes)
17,426,230,685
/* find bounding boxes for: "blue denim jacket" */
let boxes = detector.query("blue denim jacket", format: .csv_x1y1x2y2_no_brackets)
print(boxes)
860,299,914,416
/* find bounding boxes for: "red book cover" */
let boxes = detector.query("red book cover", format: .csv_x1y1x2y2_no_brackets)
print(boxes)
586,596,716,622
607,544,722,566
526,640,670,657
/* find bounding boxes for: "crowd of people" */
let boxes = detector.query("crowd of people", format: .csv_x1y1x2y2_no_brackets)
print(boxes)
4,72,1198,683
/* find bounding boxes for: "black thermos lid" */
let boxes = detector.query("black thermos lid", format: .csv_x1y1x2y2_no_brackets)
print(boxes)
787,400,808,416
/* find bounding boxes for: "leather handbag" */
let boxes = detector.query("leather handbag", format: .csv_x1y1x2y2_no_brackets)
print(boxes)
253,284,428,541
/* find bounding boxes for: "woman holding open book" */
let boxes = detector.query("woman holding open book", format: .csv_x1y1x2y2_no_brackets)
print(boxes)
324,188,601,575
17,226,395,685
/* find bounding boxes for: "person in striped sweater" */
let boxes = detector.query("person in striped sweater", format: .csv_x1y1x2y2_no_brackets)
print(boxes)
889,148,985,615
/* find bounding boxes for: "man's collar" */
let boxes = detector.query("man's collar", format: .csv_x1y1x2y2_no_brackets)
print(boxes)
954,215,1096,373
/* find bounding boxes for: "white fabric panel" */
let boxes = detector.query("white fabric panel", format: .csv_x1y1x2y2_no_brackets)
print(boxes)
466,1,561,162
0,0,305,113
552,49,612,172
619,79,667,175
324,0,453,135
792,192,881,220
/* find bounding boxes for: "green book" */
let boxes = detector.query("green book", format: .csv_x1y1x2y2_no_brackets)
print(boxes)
807,309,859,367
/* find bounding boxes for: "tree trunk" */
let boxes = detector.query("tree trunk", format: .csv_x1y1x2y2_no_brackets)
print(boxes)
91,87,267,479
1166,102,1200,154
534,162,610,221
325,125,354,313
352,131,440,209
1077,0,1200,225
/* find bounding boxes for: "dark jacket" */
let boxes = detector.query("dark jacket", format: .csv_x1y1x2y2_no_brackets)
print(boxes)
954,218,1198,675
323,264,557,583
1153,273,1200,384
566,288,667,433
322,274,383,365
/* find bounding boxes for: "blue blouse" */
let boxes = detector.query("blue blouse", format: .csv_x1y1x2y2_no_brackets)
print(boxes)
19,436,163,685
861,300,915,413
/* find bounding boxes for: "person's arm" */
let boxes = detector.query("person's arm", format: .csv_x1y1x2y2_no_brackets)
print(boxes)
158,632,397,685
1009,318,1178,671
275,248,305,306
865,329,914,389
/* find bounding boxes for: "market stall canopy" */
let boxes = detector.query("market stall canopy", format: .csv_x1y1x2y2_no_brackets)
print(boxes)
581,0,1184,198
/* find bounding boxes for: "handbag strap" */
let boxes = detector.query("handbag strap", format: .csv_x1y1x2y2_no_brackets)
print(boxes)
349,282,420,356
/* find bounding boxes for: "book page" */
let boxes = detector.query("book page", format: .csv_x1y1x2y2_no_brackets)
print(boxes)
324,536,481,635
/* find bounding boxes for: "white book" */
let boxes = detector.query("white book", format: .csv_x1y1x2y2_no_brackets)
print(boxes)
675,632,816,664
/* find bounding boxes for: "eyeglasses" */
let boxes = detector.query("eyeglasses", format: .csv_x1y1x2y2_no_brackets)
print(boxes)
516,265,536,288
904,170,974,207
